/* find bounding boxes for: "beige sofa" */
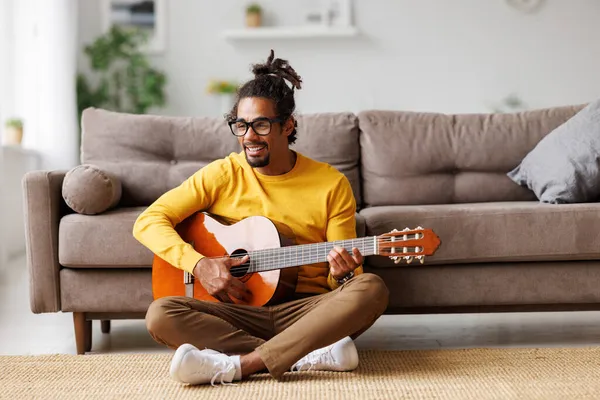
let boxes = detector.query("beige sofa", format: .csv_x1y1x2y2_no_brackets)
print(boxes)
24,104,599,355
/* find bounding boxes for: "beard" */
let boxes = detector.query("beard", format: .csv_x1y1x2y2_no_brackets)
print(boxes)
244,148,270,168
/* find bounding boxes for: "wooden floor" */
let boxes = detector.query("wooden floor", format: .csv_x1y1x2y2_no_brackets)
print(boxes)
2,254,600,356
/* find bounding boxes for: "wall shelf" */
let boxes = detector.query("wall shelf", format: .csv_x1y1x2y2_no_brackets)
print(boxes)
222,26,359,40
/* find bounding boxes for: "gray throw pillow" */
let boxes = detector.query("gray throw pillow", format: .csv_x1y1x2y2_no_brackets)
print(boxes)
62,164,122,214
507,99,600,203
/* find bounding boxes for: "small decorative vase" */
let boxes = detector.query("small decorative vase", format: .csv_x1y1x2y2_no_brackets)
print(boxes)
3,127,23,146
246,12,262,28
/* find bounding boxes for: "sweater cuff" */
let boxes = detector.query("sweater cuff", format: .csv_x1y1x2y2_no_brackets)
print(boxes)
327,273,342,290
327,265,364,290
180,246,204,275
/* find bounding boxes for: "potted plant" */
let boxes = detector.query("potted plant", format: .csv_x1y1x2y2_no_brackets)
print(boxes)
3,118,23,146
77,25,167,118
246,3,262,28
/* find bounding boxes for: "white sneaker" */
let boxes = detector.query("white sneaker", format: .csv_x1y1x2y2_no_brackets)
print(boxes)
291,336,359,372
169,344,240,386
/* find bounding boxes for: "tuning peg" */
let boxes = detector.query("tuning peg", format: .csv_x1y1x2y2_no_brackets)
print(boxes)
417,255,425,264
394,257,402,264
404,255,414,264
402,227,410,232
416,226,423,230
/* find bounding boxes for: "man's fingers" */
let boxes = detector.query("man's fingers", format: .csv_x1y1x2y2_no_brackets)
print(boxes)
215,291,233,303
228,279,251,302
228,255,250,267
336,246,356,267
227,287,249,302
211,277,235,303
229,277,249,291
328,251,345,277
352,247,364,265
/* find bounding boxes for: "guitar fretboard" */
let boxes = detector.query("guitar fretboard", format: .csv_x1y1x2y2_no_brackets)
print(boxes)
245,236,377,273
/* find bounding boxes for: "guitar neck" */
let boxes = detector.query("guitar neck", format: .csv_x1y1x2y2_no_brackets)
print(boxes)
246,236,378,273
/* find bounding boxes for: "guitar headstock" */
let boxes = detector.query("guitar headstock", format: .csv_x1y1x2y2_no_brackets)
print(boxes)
377,227,441,264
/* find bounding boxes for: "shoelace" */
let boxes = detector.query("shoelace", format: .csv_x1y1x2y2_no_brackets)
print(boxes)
210,361,237,387
292,348,336,372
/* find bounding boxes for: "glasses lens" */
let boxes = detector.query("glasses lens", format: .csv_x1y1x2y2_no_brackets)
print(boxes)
233,121,247,136
253,120,271,135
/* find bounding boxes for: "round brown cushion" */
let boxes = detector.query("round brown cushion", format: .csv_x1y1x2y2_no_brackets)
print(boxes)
62,164,122,215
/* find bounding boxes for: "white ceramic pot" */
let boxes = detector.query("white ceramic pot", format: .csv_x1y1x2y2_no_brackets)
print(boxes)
3,127,23,146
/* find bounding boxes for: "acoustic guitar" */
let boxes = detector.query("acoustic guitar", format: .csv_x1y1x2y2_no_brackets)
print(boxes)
152,212,441,307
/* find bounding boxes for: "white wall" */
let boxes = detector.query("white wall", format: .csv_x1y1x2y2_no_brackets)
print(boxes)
10,0,79,170
0,0,15,136
78,0,600,117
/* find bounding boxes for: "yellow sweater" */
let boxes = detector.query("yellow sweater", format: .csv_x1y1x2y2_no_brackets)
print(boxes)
133,151,362,294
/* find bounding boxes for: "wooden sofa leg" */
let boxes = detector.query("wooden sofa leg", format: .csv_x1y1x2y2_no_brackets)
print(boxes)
101,320,111,334
73,312,92,354
85,320,92,352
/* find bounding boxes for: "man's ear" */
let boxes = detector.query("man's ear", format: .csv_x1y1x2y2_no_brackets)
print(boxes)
282,117,295,137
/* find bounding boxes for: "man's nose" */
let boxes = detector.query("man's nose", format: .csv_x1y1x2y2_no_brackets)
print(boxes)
245,125,260,139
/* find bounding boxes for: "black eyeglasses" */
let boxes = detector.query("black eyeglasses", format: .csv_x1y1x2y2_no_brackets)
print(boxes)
228,117,285,137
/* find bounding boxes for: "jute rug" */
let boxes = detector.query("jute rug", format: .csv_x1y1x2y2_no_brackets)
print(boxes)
2,347,600,399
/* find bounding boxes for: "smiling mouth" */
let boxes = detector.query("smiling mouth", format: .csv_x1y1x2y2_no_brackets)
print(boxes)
244,143,267,156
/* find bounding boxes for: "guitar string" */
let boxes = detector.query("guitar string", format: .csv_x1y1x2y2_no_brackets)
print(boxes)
224,237,418,274
228,238,375,274
214,237,422,274
197,235,413,263
230,238,378,274
207,238,373,261
228,247,422,274
181,236,422,280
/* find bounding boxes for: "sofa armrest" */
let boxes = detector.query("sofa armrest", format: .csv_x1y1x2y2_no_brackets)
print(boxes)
22,170,69,313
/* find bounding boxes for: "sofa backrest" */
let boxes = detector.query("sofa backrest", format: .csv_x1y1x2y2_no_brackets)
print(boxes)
358,104,585,206
81,108,361,207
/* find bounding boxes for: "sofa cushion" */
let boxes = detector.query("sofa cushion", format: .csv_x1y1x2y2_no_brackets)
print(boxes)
59,207,152,267
60,268,152,312
358,105,585,207
60,261,600,313
366,260,600,309
81,108,361,208
59,207,367,268
62,164,122,215
360,202,600,268
508,98,600,203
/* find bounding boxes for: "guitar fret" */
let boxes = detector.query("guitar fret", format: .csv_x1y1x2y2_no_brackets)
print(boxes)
249,236,378,273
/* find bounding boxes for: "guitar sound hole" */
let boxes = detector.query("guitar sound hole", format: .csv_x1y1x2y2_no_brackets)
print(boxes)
230,248,251,278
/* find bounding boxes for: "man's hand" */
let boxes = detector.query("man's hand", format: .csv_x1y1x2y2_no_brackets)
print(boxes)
327,246,363,280
192,255,251,303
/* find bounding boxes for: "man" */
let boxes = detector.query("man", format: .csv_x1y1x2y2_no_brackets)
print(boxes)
133,50,389,386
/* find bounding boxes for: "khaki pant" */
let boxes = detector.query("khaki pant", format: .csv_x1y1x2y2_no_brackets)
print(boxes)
145,273,389,379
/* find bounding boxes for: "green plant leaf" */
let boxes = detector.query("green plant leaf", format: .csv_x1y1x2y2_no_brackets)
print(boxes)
76,25,167,118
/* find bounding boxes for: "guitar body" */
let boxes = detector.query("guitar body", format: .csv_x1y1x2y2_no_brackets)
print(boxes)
152,212,298,307
152,213,441,307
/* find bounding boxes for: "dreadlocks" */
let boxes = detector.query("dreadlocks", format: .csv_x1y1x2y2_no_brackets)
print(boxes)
227,49,303,144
